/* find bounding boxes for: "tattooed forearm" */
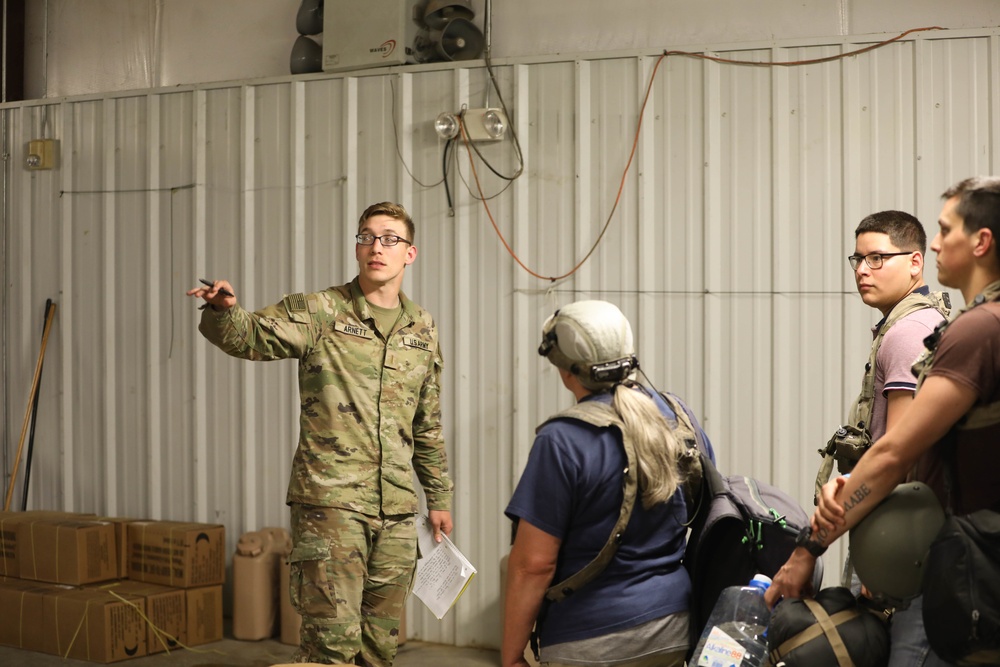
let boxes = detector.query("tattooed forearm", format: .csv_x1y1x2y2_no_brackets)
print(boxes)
842,483,872,515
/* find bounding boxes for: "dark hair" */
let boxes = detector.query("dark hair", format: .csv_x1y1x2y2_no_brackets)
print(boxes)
942,177,1000,237
358,202,415,242
854,210,927,254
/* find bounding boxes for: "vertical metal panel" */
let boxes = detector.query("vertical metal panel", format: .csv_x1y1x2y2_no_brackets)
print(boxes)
5,28,1000,648
511,62,533,478
102,99,119,515
192,88,210,523
146,93,164,520
59,101,76,510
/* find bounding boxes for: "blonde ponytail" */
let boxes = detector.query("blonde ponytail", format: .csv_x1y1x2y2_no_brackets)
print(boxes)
612,384,686,508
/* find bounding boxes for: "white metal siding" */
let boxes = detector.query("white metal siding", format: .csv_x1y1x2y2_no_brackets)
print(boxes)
4,28,999,648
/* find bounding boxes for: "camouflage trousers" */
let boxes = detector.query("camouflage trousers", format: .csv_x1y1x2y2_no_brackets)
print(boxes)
288,505,417,666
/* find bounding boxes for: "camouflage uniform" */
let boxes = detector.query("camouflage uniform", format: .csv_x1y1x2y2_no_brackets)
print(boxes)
199,277,453,665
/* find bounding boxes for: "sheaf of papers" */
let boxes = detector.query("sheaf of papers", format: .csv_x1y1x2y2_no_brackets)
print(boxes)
412,515,477,619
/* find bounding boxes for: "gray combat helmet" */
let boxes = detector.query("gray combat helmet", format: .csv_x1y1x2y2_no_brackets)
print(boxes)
849,481,945,605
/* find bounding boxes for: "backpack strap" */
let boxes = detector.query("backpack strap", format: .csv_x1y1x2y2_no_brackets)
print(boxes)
815,290,950,499
540,401,639,602
658,391,709,516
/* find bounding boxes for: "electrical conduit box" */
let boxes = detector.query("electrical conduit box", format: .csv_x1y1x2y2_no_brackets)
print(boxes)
25,139,58,170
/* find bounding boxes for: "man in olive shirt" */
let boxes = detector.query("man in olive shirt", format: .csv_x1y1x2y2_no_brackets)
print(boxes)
189,202,453,666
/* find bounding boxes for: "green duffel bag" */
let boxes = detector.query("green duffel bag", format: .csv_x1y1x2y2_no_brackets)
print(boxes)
768,587,889,667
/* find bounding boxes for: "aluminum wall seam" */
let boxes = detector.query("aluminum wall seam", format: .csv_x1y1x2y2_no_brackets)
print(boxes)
58,100,74,510
342,77,358,272
702,54,723,469
770,48,790,485
192,88,209,522
636,55,657,371
101,100,119,515
241,84,258,532
11,106,31,510
510,62,532,479
396,73,415,224
574,59,592,294
146,93,163,519
291,80,307,294
452,64,473,646
914,38,932,229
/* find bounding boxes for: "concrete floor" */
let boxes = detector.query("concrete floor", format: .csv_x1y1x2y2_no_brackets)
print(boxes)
0,637,501,666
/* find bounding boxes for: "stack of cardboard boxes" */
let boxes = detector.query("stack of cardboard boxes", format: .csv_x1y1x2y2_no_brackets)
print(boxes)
0,511,225,663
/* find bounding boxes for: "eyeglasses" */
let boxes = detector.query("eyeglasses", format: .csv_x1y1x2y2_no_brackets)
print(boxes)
847,251,915,270
355,233,411,247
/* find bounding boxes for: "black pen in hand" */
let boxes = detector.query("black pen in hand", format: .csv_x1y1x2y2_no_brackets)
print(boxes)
199,278,235,298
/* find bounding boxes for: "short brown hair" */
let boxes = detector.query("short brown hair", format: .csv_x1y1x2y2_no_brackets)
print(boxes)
357,202,415,242
855,210,926,254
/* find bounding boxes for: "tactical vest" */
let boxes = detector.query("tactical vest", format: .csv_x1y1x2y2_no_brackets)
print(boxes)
912,280,1000,431
814,290,951,500
538,391,703,602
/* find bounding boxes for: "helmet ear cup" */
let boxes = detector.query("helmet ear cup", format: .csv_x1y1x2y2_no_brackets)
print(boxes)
849,482,945,605
538,329,557,357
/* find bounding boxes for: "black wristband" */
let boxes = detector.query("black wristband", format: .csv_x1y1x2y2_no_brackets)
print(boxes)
795,526,828,557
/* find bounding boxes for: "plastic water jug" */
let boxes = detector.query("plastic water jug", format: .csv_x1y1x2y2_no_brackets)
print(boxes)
690,573,772,667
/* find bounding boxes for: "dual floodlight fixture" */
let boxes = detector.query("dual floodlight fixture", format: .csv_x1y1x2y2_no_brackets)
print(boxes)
435,108,508,142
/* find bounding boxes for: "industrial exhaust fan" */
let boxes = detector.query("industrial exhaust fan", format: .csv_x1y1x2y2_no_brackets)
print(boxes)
291,0,485,75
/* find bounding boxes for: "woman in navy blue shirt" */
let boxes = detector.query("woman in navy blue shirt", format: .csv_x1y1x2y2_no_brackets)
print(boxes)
502,300,714,667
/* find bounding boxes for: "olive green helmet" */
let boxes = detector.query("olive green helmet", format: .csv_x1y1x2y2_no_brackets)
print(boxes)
849,481,945,605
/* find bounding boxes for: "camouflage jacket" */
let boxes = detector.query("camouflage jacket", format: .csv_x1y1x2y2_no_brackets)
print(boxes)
198,277,453,515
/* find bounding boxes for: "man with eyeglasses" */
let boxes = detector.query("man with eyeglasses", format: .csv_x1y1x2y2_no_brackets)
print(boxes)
775,180,1000,664
188,202,453,666
824,211,951,479
816,211,950,495
814,211,950,666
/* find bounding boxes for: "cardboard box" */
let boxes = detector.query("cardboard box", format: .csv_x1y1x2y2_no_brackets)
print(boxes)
186,585,223,646
17,517,117,585
127,521,225,588
89,581,186,654
0,511,93,577
45,587,147,663
93,516,133,579
0,577,63,652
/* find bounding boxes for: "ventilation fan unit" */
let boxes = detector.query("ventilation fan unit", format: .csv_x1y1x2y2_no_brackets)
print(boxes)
322,0,484,73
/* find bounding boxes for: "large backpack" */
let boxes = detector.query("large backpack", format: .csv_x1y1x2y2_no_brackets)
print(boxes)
655,396,825,645
682,449,824,642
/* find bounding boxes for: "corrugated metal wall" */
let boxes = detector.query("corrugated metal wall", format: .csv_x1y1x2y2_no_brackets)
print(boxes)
3,28,999,649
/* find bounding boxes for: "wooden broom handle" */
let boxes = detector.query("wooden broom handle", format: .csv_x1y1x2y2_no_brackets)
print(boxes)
4,302,57,511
